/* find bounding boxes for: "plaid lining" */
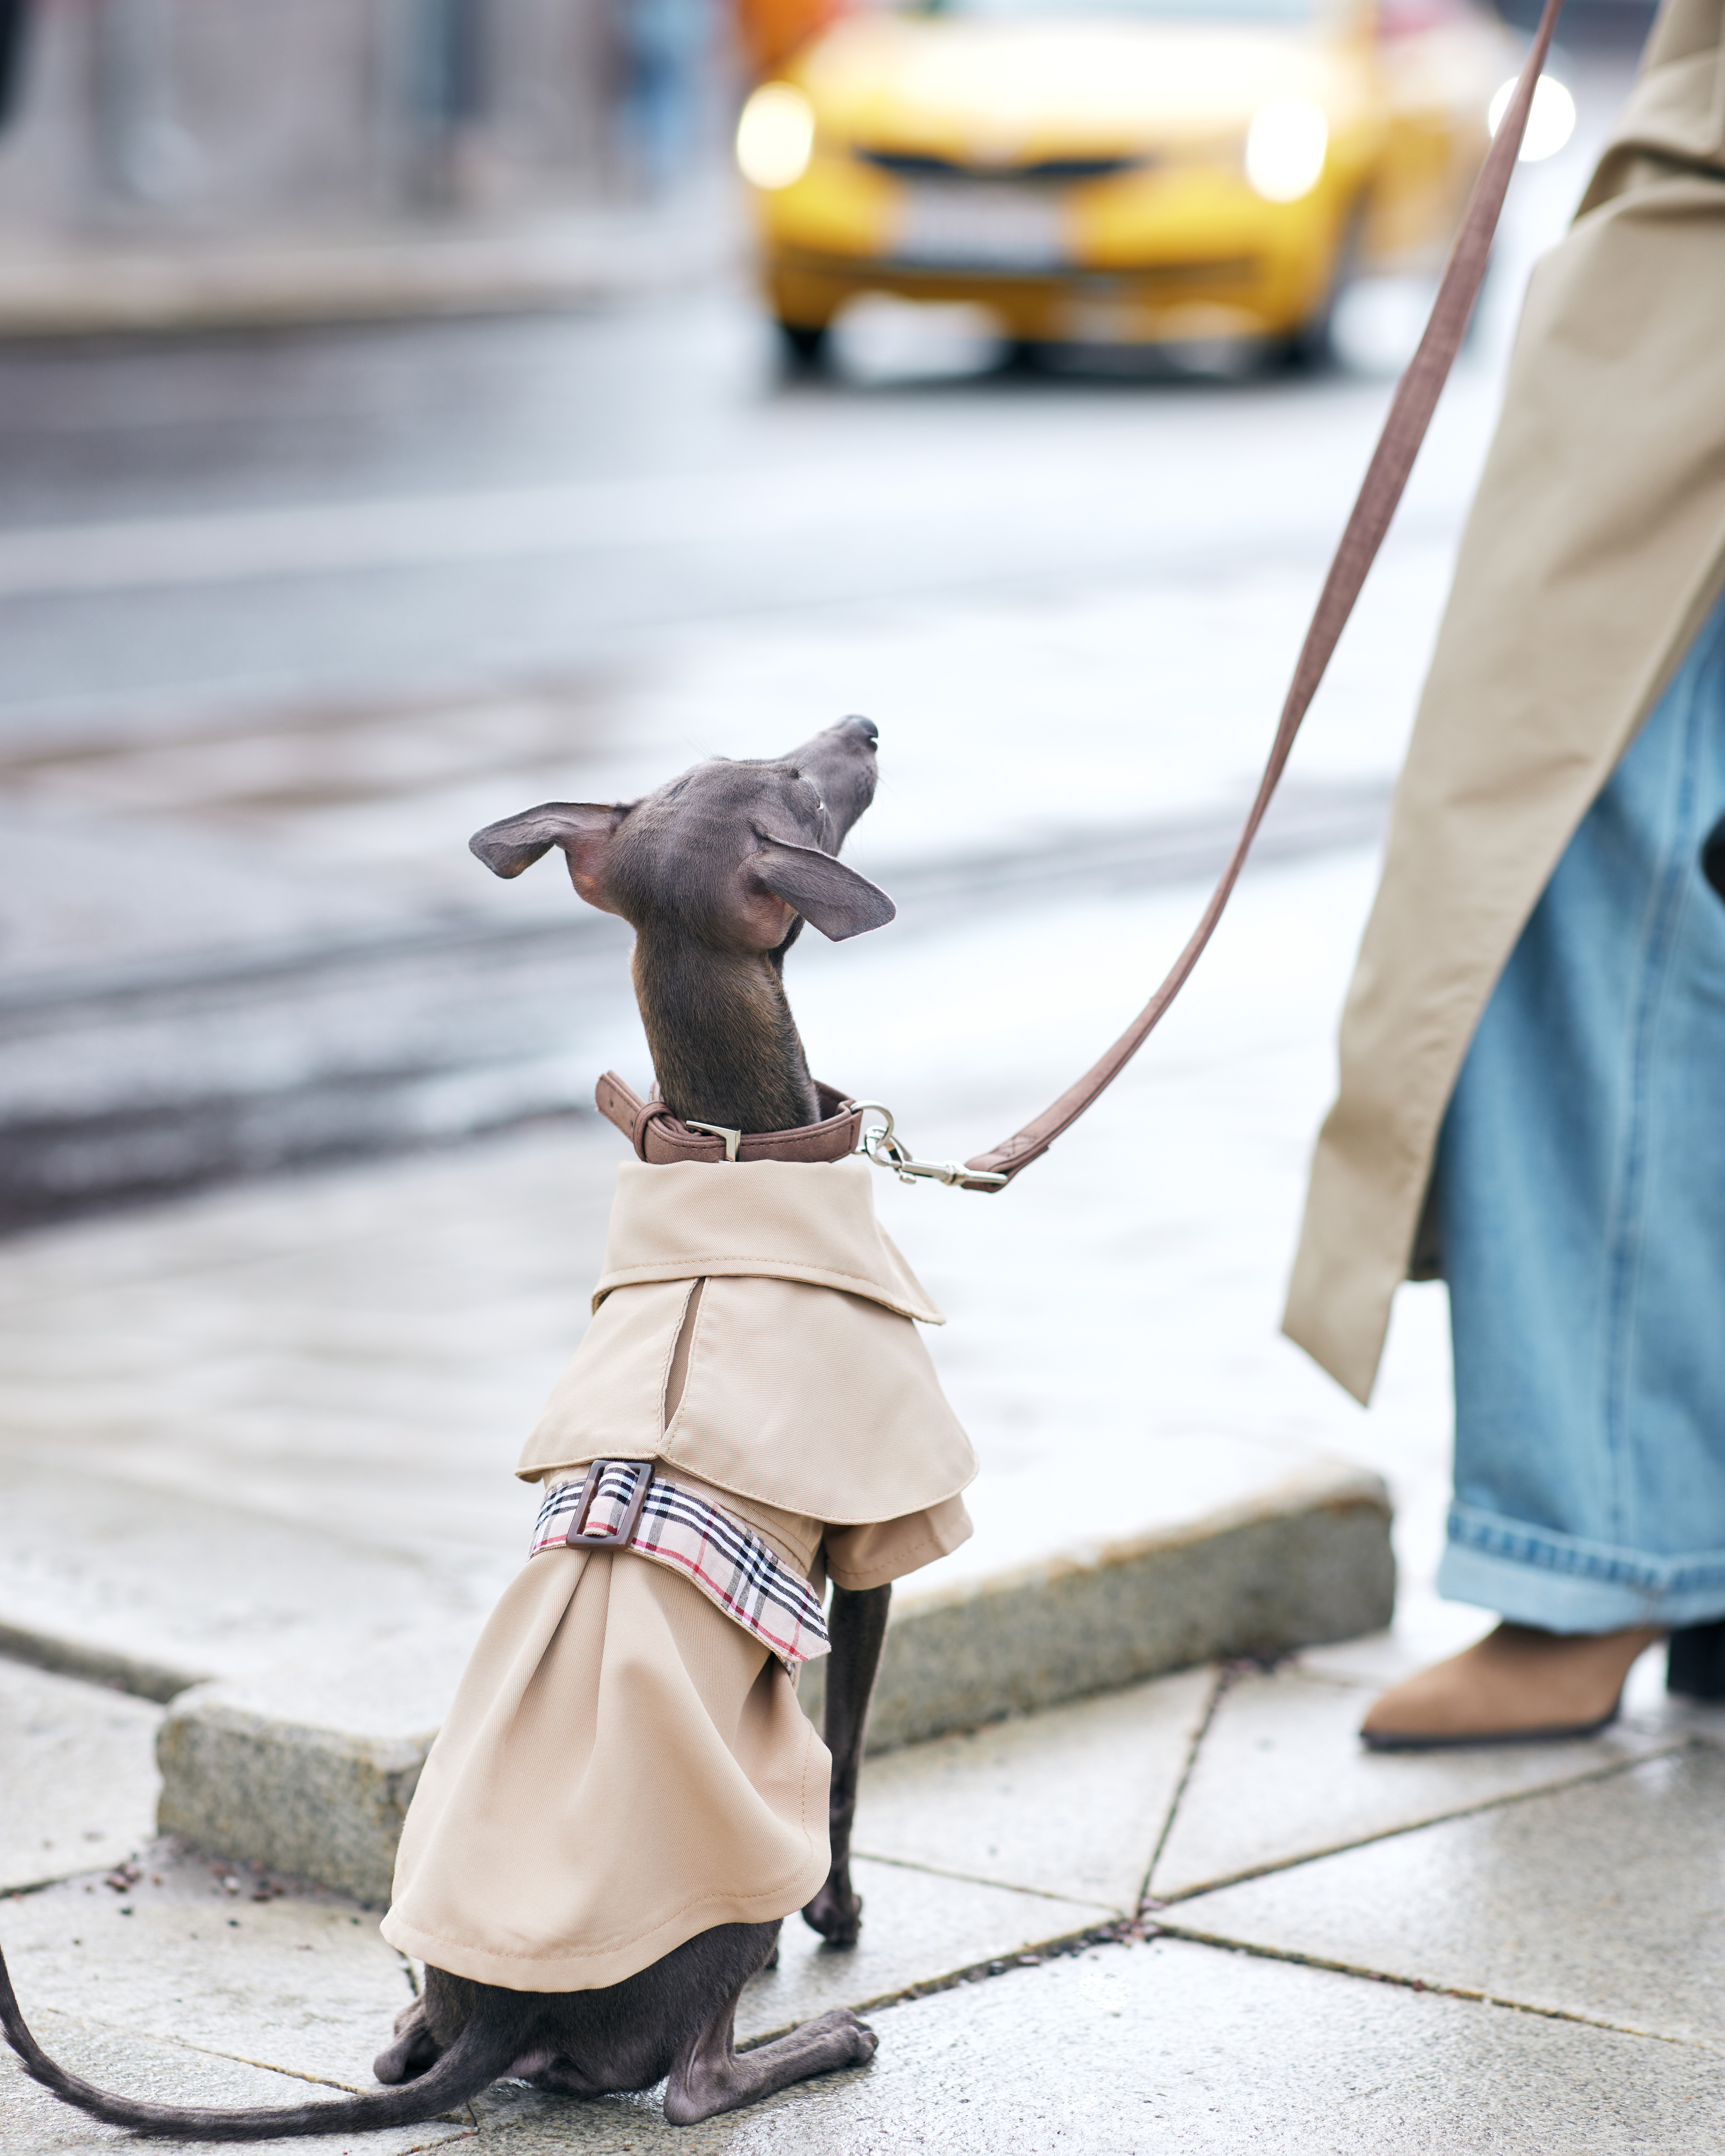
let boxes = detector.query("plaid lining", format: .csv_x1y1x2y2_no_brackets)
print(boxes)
529,1463,830,1670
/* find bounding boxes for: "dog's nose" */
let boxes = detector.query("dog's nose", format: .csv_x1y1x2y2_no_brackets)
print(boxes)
837,714,877,747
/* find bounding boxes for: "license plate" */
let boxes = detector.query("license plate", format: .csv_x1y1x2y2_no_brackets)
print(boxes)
1062,293,1149,343
892,182,1069,271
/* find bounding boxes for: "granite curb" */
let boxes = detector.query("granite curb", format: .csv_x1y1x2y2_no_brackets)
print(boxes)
0,1617,199,1705
151,1459,1393,1905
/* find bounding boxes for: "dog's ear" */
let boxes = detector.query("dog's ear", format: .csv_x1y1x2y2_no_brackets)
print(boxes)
1704,813,1725,903
750,836,896,942
470,802,632,911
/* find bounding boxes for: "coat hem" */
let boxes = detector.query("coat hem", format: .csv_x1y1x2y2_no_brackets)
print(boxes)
827,1511,974,1589
379,1851,829,1994
515,1445,978,1522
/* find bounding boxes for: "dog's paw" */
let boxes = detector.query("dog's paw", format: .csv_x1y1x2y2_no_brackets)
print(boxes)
842,2012,879,2066
816,2009,879,2067
800,1879,864,1948
373,1999,438,2085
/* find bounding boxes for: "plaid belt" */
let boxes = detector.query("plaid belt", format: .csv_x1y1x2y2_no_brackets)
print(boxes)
529,1460,830,1671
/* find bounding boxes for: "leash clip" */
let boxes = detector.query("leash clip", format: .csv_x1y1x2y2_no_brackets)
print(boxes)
851,1103,1007,1190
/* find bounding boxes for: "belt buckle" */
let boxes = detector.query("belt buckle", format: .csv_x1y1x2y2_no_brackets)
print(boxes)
564,1458,655,1548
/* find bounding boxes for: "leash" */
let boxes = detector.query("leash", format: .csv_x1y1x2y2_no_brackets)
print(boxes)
936,0,1567,1193
598,0,1566,1193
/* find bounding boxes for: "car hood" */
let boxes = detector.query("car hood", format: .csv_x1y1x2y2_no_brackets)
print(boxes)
798,14,1355,153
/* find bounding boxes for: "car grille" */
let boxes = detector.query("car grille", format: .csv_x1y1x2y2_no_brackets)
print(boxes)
856,148,1148,183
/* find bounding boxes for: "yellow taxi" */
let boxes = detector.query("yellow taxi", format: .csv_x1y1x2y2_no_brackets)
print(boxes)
734,0,1518,363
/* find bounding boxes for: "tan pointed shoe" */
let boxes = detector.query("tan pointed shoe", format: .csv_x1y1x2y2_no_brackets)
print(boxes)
1360,1621,1663,1751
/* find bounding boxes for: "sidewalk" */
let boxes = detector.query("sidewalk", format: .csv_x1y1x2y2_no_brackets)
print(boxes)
0,200,738,339
4,1635,1720,2153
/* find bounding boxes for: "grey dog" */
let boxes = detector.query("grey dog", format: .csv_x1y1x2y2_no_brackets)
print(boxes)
0,717,904,2137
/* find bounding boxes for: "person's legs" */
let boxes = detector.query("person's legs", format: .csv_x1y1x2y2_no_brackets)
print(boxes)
1365,591,1725,1743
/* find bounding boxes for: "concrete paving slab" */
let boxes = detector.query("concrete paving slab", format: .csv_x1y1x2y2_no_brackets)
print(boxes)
0,2006,490,2154
0,1837,1110,2131
0,1129,614,1574
0,1661,161,1893
0,1460,500,1703
735,1857,1115,2045
852,1670,1214,1912
1163,1748,1725,2046
463,1934,1723,2156
0,1843,414,2090
0,1841,560,2150
1150,1661,1699,1902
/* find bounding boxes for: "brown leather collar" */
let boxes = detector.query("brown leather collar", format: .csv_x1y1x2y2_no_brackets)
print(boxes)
595,1071,863,1167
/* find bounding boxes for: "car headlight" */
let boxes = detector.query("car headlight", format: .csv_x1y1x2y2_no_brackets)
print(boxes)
736,84,817,191
1244,98,1328,203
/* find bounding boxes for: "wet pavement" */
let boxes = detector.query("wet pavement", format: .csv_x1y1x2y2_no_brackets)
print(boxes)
5,1637,1722,2155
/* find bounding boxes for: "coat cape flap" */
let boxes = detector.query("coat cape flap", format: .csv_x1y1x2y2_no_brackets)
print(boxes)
517,1159,979,1523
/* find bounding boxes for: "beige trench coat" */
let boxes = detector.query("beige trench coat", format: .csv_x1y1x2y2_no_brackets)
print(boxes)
1283,0,1725,1404
381,1158,975,1992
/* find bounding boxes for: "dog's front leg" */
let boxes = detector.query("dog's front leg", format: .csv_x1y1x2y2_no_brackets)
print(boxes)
802,1581,890,1947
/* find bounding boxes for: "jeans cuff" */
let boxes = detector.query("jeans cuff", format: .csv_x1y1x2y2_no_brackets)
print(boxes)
1440,1505,1725,1632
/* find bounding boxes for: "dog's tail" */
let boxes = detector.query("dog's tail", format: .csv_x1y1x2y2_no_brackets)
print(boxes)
0,1937,518,2142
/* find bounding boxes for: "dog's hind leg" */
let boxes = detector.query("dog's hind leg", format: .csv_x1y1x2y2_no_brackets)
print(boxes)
662,1974,876,2123
373,1996,441,2084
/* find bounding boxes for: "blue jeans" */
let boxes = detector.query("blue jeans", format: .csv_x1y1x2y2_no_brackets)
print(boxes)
1435,590,1725,1632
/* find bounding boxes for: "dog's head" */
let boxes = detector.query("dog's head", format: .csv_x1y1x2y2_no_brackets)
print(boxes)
470,715,893,955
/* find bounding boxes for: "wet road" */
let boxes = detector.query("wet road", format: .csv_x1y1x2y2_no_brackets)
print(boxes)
0,36,1623,743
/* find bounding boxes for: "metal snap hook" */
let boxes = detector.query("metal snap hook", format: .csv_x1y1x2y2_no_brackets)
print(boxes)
851,1101,1006,1189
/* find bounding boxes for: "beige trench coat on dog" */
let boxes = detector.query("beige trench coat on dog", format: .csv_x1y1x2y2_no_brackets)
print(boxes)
382,1159,976,1993
1283,0,1725,1405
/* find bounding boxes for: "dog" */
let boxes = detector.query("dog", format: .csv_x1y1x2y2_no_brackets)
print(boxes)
1,716,979,2137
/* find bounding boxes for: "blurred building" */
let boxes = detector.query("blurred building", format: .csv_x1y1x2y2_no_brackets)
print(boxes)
0,0,727,250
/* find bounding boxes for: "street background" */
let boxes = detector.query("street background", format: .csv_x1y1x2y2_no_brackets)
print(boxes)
7,10,1718,2153
0,19,1635,1635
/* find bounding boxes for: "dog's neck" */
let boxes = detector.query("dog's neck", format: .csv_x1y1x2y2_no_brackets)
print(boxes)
632,937,821,1135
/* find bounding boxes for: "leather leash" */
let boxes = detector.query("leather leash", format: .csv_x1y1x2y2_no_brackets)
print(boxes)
952,0,1567,1192
597,0,1565,1191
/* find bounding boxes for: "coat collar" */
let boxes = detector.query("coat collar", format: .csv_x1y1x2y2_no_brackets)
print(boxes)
592,1158,945,1326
